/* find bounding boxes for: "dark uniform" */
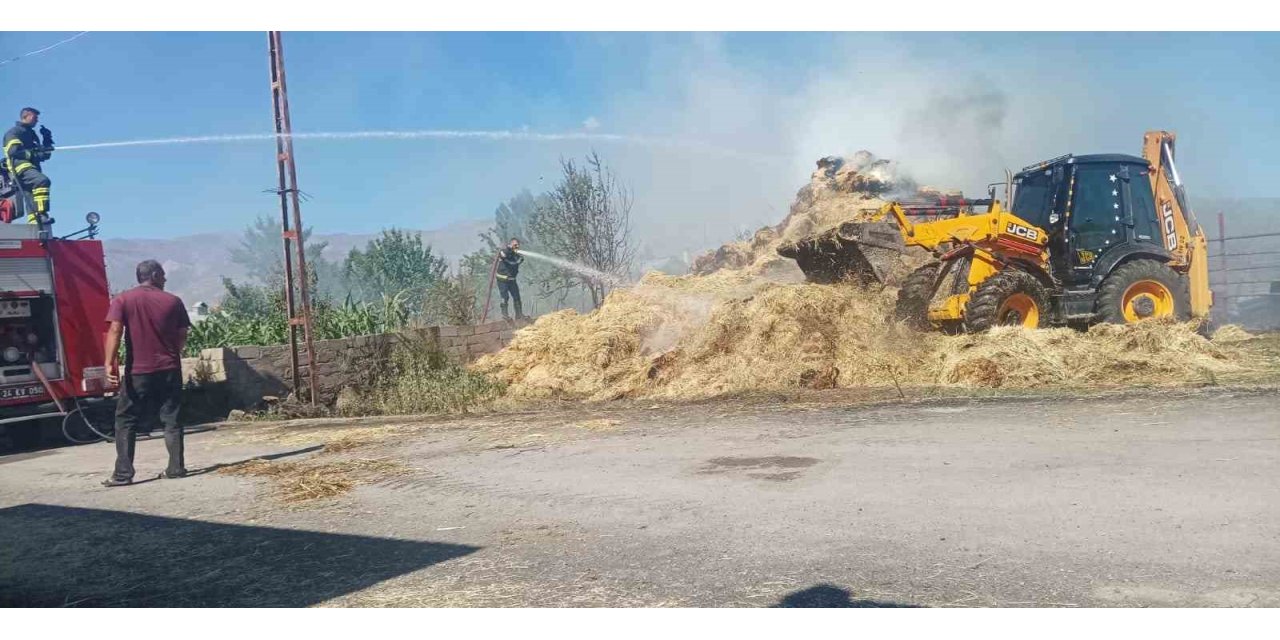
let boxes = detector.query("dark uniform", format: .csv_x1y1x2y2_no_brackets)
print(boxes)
3,121,51,222
496,247,525,320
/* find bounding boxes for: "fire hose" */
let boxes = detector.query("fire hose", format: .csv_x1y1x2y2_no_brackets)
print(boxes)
24,354,213,445
26,351,114,443
479,251,499,324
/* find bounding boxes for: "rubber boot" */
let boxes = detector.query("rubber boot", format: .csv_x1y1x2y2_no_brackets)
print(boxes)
500,301,511,321
514,299,530,322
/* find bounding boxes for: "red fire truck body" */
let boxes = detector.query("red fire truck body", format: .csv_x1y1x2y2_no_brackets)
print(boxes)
0,223,114,438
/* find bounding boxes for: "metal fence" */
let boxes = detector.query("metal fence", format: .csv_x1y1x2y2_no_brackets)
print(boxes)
1207,215,1279,328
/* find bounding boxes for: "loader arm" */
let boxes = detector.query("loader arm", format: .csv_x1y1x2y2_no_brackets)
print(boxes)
779,199,1051,288
870,200,1049,259
1142,130,1212,318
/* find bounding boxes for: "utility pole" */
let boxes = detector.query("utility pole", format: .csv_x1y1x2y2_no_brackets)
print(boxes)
268,31,319,405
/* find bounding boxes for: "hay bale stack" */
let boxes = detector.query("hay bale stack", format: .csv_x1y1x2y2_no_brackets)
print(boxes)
691,151,913,277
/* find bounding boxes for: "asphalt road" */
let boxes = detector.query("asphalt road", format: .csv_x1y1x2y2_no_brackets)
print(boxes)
2,389,1277,607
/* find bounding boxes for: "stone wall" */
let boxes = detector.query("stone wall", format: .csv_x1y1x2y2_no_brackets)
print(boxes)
182,321,518,410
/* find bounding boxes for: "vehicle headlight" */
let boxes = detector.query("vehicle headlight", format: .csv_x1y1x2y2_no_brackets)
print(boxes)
86,211,101,225
3,347,20,362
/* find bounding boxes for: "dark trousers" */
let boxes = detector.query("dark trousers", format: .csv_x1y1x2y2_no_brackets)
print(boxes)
112,369,184,481
15,167,50,217
497,277,523,318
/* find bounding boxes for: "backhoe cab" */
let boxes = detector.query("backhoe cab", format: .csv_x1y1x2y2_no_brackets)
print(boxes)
777,131,1213,331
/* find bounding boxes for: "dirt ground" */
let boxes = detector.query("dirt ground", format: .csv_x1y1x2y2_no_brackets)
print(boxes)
2,386,1279,607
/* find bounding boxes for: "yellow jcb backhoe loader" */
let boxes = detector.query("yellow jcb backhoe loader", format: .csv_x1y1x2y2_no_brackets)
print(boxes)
777,131,1212,332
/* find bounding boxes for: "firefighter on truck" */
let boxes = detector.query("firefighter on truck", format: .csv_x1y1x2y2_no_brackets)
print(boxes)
3,106,54,225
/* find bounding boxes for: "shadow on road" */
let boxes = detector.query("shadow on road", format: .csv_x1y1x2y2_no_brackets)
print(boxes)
0,504,479,607
182,444,325,477
772,584,920,608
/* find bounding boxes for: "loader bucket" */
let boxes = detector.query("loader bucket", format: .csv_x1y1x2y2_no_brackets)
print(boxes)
776,220,908,286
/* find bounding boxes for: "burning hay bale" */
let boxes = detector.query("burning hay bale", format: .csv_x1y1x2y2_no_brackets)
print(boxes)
691,152,910,277
475,275,935,400
475,273,1263,400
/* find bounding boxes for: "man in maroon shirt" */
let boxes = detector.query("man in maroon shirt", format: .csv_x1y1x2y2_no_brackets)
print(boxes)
102,260,191,486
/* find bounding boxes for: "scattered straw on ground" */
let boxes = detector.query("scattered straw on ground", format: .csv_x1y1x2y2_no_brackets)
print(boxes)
229,421,422,449
573,419,621,431
321,435,373,453
219,457,408,503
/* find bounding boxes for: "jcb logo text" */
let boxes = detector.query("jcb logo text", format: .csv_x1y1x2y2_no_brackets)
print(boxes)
1005,223,1039,242
1161,202,1178,251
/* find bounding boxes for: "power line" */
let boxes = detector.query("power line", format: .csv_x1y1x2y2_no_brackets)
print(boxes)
0,32,90,68
1210,279,1280,286
1210,231,1280,242
1209,264,1280,273
1209,250,1280,259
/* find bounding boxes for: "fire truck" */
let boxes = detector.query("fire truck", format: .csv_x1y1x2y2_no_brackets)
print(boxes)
0,203,116,448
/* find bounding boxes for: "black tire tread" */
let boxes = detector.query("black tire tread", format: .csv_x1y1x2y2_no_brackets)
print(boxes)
895,262,941,329
964,269,1050,333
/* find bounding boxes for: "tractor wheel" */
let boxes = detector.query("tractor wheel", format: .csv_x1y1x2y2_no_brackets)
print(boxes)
1096,259,1190,324
894,262,941,329
964,269,1050,332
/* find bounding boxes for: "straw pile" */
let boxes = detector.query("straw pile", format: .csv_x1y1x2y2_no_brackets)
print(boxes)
474,152,1270,401
475,271,1256,400
690,152,920,277
1211,324,1255,343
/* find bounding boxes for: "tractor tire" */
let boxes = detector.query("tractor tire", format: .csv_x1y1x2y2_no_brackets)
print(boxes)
1096,259,1190,324
895,262,941,329
964,269,1050,333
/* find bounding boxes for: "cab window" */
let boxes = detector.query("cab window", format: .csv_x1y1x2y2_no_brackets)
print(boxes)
1070,165,1124,254
1012,170,1053,229
1129,168,1158,244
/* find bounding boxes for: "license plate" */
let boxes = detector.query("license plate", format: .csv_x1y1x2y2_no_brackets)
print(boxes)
0,384,47,400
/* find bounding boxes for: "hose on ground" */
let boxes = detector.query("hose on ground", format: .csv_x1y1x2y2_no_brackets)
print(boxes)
61,399,114,444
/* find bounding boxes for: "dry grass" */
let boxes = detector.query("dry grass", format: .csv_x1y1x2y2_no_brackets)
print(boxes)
1212,324,1255,343
573,418,621,431
935,321,1246,388
322,435,372,453
219,457,409,503
230,421,421,449
474,273,1274,401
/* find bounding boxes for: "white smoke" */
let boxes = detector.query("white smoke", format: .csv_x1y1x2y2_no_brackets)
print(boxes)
591,34,1112,257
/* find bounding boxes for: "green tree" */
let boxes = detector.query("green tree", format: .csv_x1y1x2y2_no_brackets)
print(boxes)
218,277,281,318
228,215,346,300
344,228,448,313
530,151,636,309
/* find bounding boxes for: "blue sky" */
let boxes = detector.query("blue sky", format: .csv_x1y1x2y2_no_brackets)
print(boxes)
2,31,1277,251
